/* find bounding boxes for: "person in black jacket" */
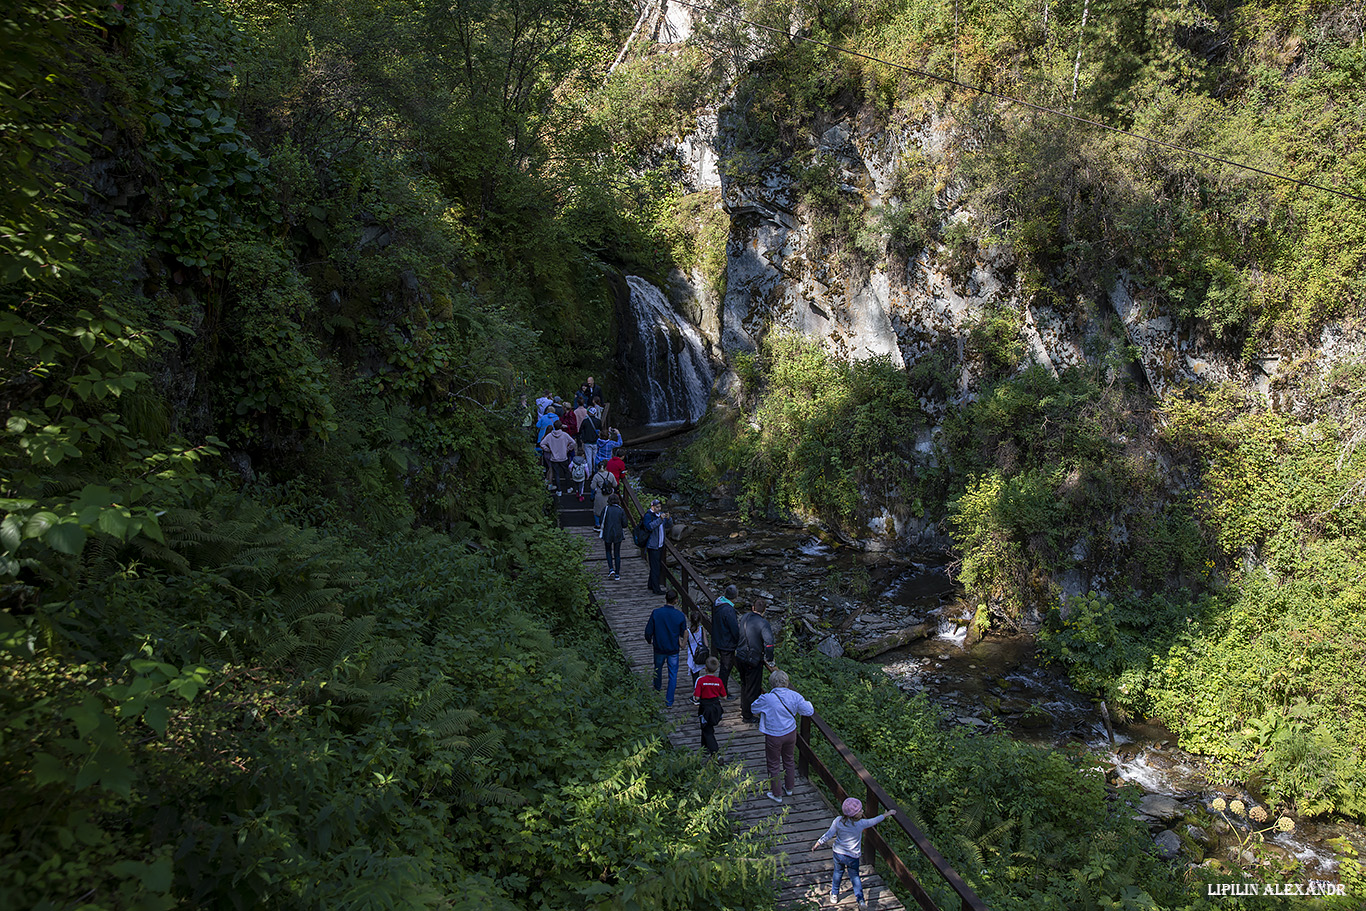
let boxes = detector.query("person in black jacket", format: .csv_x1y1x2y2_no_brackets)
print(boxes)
711,584,741,696
600,494,626,580
737,597,775,723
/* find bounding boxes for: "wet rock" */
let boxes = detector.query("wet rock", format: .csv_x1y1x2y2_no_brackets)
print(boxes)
817,636,845,659
1154,830,1182,859
1185,825,1215,850
845,623,931,660
707,541,757,559
1138,794,1187,824
1016,706,1054,730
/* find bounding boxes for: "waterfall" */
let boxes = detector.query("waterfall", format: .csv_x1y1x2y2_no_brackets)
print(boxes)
625,275,713,422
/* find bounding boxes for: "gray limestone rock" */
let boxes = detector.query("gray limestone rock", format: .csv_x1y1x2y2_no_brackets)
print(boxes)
1137,794,1187,824
816,636,845,659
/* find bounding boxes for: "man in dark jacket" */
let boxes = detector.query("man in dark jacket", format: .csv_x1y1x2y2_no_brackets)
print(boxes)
737,598,775,723
642,499,673,595
711,584,741,696
644,590,688,707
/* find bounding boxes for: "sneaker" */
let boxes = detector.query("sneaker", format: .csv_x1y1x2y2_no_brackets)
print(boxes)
784,788,794,797
856,900,866,909
764,791,783,804
829,894,839,906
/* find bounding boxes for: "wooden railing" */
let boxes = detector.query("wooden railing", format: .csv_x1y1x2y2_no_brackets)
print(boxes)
618,478,989,911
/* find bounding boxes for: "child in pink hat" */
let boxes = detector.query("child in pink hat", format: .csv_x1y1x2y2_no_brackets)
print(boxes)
811,797,896,907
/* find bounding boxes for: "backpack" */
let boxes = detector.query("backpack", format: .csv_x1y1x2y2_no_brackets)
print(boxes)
692,631,710,668
633,514,651,547
570,460,587,482
596,472,616,497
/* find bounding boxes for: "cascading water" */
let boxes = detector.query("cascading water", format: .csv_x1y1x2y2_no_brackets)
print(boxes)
625,275,713,422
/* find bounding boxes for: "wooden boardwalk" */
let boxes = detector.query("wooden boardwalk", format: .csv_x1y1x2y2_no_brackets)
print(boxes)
557,492,905,910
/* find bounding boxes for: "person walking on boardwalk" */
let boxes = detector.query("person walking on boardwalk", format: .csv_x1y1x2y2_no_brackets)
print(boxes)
812,798,897,908
751,669,814,805
711,585,740,695
540,420,576,493
691,656,727,757
736,597,775,723
642,499,673,595
597,426,623,464
590,464,617,530
600,494,626,580
685,610,707,685
644,590,688,707
602,448,626,483
579,405,602,475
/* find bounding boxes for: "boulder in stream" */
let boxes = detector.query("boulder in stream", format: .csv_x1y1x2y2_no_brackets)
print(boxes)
845,622,931,660
817,636,845,659
1154,830,1182,860
1137,793,1187,826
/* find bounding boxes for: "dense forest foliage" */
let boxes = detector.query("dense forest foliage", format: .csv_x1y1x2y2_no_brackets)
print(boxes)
1,0,777,908
2,0,1364,909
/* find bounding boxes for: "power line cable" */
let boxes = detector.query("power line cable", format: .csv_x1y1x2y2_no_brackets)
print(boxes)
665,0,1366,205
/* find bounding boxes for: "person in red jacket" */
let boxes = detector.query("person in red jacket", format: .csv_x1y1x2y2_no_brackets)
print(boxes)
559,404,579,437
692,656,728,757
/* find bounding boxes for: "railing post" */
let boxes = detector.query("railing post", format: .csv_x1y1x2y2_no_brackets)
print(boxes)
864,783,880,866
798,716,811,779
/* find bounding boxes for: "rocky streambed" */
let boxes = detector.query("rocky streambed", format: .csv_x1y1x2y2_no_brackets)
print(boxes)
644,484,1363,885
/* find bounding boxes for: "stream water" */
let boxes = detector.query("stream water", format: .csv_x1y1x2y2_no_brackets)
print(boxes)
633,466,1363,885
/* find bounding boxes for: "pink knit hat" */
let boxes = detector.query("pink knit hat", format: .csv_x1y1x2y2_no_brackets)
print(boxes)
841,797,862,816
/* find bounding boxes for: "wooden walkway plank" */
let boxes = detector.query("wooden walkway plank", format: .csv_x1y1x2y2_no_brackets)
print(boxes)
560,517,907,911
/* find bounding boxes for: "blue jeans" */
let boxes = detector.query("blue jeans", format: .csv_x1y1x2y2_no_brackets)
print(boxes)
832,852,862,902
604,540,621,574
652,652,679,706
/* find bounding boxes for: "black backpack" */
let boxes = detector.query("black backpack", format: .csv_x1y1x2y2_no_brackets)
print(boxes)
633,514,651,547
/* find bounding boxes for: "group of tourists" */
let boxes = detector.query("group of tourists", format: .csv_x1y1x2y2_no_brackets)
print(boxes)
535,374,890,906
527,376,623,497
642,583,891,909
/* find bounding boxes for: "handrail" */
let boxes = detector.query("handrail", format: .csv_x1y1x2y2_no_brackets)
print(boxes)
617,476,989,911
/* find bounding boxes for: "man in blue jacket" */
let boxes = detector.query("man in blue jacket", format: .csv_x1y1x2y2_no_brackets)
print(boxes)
644,590,688,707
711,584,741,696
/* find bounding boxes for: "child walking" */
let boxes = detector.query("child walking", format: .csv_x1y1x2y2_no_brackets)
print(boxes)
685,610,707,684
691,656,727,757
811,798,897,908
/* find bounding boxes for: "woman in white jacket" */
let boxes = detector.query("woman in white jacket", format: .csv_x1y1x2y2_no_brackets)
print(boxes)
750,670,814,805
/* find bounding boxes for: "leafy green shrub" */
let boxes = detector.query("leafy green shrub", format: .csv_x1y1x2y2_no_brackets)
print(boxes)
687,332,925,529
781,645,1198,911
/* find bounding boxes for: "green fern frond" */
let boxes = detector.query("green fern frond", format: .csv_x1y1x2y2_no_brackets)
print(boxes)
427,708,478,740
414,683,457,721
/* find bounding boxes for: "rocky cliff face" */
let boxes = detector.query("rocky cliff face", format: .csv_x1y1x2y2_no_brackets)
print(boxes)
632,1,1366,567
651,87,1362,533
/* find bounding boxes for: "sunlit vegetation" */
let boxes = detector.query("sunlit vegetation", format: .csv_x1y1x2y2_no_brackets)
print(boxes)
5,0,1366,906
1,0,771,907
